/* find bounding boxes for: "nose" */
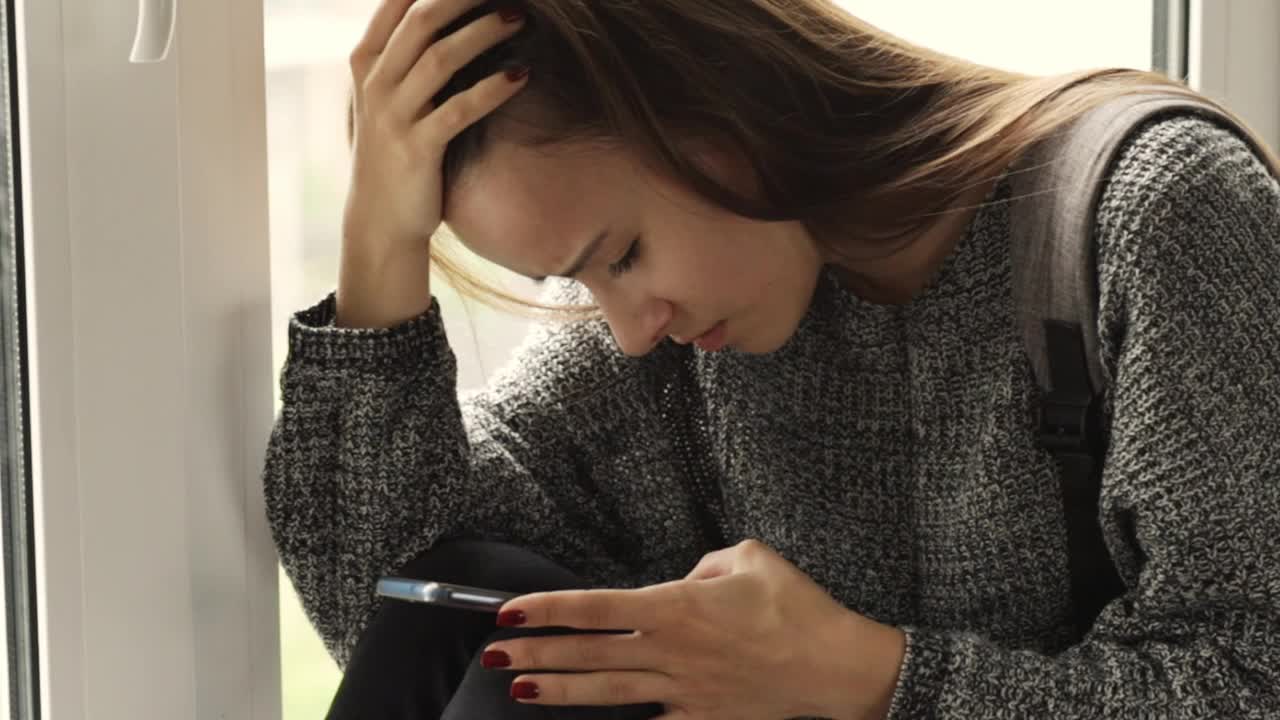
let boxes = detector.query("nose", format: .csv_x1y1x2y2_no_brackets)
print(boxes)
596,291,673,357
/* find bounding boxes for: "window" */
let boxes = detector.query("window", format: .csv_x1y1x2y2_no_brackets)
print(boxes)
837,1,1155,75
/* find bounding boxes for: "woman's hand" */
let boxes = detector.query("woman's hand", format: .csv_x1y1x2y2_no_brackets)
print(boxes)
338,0,529,328
345,0,528,259
483,539,907,720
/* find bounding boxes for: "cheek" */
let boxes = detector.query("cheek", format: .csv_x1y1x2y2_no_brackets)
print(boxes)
649,241,724,297
645,241,756,311
706,227,794,282
645,214,806,306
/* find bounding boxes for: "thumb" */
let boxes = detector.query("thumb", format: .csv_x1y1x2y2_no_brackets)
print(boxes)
684,546,737,581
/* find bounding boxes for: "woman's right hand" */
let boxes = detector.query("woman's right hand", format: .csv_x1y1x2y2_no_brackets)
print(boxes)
337,0,529,328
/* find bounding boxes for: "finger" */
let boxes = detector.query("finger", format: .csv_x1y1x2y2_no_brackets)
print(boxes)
392,8,526,122
485,631,659,672
509,671,673,708
350,0,417,70
369,0,487,95
345,87,356,148
497,585,673,632
414,65,529,147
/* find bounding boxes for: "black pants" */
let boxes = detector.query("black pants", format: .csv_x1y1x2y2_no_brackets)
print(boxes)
326,538,665,719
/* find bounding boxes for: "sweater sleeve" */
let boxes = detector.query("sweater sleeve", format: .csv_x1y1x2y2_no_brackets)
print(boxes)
885,116,1280,718
261,282,680,668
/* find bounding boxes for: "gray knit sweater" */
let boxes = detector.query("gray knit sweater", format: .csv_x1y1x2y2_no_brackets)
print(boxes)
262,115,1280,718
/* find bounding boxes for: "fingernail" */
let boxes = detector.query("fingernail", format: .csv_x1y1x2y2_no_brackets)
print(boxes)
511,681,540,700
497,4,526,23
481,650,511,669
496,609,527,626
504,65,530,82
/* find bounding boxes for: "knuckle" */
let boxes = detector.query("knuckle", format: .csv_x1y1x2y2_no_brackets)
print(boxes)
348,46,370,70
362,107,391,137
419,46,449,77
540,601,566,629
359,74,380,101
604,676,635,704
521,641,544,669
671,582,695,613
653,584,687,626
574,636,604,666
550,680,573,705
677,671,704,696
409,1,439,28
584,600,613,629
432,103,466,132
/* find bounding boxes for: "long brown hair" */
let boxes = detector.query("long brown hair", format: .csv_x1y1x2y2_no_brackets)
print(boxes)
347,0,1278,318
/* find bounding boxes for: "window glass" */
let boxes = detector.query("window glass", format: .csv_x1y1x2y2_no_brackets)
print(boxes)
837,1,1153,74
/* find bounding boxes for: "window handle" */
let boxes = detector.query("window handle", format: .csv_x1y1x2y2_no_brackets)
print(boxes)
130,0,175,63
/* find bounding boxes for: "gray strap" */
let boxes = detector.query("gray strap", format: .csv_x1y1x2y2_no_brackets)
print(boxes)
1006,87,1280,637
1008,88,1261,397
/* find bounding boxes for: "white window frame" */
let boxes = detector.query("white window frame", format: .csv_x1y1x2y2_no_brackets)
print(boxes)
1188,0,1280,150
14,0,1280,718
18,0,279,716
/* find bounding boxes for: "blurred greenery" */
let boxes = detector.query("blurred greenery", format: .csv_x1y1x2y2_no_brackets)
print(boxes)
280,565,342,719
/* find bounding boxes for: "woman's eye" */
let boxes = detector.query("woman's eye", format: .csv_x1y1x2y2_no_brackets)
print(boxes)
607,236,641,278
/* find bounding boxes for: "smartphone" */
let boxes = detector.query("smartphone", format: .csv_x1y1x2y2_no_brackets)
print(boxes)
376,577,521,612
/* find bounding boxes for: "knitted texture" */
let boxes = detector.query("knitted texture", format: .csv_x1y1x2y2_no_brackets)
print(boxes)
262,114,1280,718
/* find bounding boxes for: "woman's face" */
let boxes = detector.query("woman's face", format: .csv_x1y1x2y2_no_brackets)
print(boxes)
443,137,825,357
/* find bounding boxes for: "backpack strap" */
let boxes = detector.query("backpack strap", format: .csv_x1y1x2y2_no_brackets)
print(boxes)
1007,88,1261,637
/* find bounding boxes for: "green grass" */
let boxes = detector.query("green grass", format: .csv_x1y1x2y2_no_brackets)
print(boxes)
279,565,342,719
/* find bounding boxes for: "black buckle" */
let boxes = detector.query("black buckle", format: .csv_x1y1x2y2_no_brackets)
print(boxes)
1039,393,1093,454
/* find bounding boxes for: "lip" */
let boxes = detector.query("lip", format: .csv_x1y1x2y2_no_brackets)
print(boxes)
671,322,719,345
690,320,728,352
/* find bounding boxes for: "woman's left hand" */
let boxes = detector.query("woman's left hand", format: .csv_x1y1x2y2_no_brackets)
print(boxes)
483,539,907,720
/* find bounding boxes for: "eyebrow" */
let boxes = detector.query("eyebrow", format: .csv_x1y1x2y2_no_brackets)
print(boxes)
532,228,610,283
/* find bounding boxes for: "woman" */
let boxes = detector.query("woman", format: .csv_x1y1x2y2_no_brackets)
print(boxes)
262,0,1280,718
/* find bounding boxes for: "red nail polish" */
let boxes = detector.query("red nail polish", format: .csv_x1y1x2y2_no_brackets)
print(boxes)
497,4,526,23
496,609,527,627
504,65,530,82
511,681,540,700
481,650,511,669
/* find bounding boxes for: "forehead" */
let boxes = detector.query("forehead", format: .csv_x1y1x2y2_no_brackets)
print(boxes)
443,138,642,274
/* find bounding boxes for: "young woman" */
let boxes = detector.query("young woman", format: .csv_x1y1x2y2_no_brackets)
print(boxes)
262,1,1280,718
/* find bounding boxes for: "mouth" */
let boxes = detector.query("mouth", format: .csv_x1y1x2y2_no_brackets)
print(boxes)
672,320,728,352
